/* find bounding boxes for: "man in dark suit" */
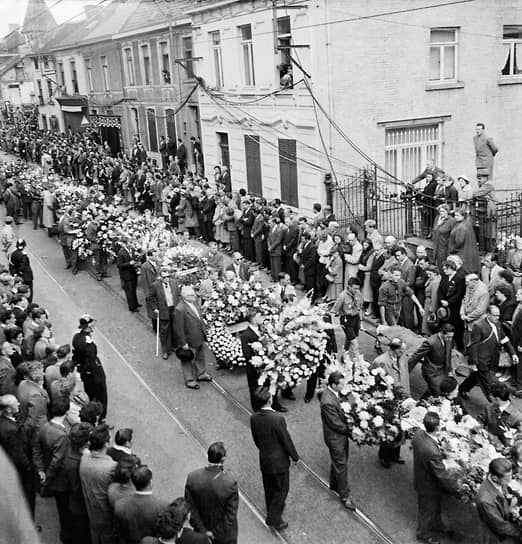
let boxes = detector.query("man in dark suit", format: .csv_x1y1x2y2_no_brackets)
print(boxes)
107,428,141,465
250,387,298,530
412,412,459,544
300,232,317,295
476,458,521,544
116,241,140,312
320,371,356,511
173,286,212,389
140,249,159,330
57,206,78,274
407,323,455,397
201,190,216,243
438,258,466,350
482,383,522,448
282,215,299,284
460,305,518,402
251,206,266,268
114,465,169,544
0,394,35,514
225,252,250,281
239,199,255,262
267,216,286,282
176,138,187,175
72,314,108,419
33,395,71,542
185,441,239,544
147,269,179,359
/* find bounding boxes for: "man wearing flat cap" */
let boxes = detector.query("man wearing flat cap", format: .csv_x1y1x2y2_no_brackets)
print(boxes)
72,315,108,419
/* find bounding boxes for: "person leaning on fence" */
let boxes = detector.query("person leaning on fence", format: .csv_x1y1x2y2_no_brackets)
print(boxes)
378,266,424,327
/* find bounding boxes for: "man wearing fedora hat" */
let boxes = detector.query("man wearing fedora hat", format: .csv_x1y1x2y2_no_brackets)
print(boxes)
173,286,211,389
72,315,108,419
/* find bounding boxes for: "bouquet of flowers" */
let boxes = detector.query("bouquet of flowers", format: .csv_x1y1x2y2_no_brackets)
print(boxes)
400,397,464,439
162,246,208,285
332,353,406,446
202,278,278,327
207,325,245,368
250,298,328,393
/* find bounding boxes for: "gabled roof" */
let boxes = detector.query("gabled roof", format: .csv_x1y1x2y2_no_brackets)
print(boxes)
22,0,57,37
0,55,23,77
118,0,193,35
39,21,88,53
79,1,138,44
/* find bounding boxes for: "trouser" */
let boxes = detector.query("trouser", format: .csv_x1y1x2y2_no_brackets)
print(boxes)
417,493,444,538
61,244,78,271
230,230,240,252
89,523,117,544
254,238,264,266
306,360,325,400
285,252,299,283
180,343,208,384
383,307,400,326
20,468,36,517
22,199,32,219
379,443,401,463
304,273,316,297
270,255,282,281
327,436,350,500
262,470,290,526
31,200,42,229
69,512,91,544
400,297,415,330
159,311,174,354
246,362,260,411
422,368,446,397
459,368,493,401
340,314,361,350
201,220,213,242
82,376,108,419
243,237,254,262
55,491,73,544
121,277,139,311
93,248,107,278
6,202,17,222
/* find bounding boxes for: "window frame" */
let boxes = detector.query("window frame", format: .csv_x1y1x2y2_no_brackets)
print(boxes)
182,36,194,79
501,25,522,77
158,40,171,84
70,60,79,93
239,24,255,87
429,27,459,82
210,30,224,89
100,55,110,92
85,58,94,92
123,47,135,86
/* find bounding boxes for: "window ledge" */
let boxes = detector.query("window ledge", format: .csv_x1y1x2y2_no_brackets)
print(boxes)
425,80,465,91
498,75,522,86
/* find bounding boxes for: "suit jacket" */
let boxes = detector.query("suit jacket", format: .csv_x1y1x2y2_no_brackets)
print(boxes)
147,278,180,319
251,213,265,240
469,318,515,371
476,478,520,542
140,260,157,295
0,414,31,475
240,326,259,365
225,262,249,281
301,241,318,276
0,355,16,395
267,225,286,256
185,465,239,544
114,493,169,544
481,264,505,292
57,213,76,247
320,388,350,448
511,304,522,349
407,333,452,378
173,300,207,348
33,420,68,493
239,207,255,237
412,429,455,497
283,225,299,254
438,268,466,322
250,409,298,474
460,280,489,325
17,379,49,437
116,247,137,281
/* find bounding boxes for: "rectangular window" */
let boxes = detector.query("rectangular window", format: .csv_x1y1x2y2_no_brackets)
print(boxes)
47,79,53,98
123,48,135,86
384,124,442,183
165,108,176,142
85,58,94,92
239,24,255,86
37,80,43,105
159,41,170,83
33,57,39,70
141,44,151,85
502,25,522,76
147,108,158,151
70,61,78,93
182,37,194,77
217,132,230,169
210,31,224,88
131,107,139,139
101,56,110,91
244,135,262,196
277,16,293,88
41,114,47,130
429,28,458,81
278,139,298,207
15,65,24,80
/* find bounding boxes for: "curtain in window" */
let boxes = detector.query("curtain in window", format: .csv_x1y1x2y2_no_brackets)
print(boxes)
502,43,511,75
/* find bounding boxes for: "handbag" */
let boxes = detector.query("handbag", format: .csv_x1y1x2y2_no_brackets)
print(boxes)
498,350,512,368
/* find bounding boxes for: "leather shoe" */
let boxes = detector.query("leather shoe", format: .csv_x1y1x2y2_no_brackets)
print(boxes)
186,382,200,390
197,373,212,382
271,521,288,531
304,396,312,403
275,405,288,413
342,497,356,511
64,264,71,270
162,353,169,360
394,457,405,464
379,457,391,469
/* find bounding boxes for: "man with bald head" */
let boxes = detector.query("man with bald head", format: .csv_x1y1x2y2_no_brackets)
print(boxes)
173,286,212,389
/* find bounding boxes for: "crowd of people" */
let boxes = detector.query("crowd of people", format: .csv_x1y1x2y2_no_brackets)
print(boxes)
1,121,522,544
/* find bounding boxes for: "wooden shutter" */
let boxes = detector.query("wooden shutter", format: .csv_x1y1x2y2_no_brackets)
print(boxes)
278,138,298,207
244,135,262,196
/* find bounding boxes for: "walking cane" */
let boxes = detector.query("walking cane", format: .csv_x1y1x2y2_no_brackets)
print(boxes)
155,314,160,358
